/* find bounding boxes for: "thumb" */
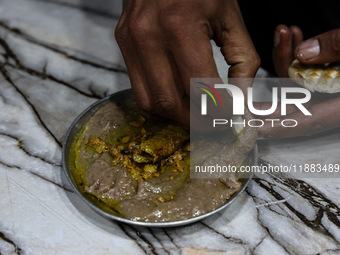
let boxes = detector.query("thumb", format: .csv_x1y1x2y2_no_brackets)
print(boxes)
295,28,340,64
215,0,260,95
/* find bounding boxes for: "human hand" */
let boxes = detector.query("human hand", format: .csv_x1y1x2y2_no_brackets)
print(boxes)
115,0,260,125
257,25,340,138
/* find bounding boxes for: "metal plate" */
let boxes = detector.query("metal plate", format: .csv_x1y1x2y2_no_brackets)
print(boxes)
62,89,257,227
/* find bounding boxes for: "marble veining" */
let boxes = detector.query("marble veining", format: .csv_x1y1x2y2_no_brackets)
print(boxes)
1,0,340,254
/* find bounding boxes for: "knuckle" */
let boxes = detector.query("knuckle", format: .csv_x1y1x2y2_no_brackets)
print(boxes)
245,52,261,77
152,94,177,113
115,23,129,46
302,109,327,136
160,11,187,38
249,53,261,72
226,44,261,78
239,53,261,78
308,112,328,135
128,14,154,40
137,99,152,112
309,123,328,135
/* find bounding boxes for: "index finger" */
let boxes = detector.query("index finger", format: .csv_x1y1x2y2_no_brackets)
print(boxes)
162,16,221,93
212,0,260,100
217,0,260,92
161,14,234,120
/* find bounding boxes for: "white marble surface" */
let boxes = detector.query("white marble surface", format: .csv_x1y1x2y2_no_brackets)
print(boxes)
1,0,340,254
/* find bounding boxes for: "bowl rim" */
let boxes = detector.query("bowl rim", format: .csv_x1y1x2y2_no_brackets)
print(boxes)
62,89,257,227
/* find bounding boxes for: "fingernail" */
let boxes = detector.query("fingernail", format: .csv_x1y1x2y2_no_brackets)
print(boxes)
297,39,320,60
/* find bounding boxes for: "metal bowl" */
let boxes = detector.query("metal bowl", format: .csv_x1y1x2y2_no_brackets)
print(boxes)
62,89,257,227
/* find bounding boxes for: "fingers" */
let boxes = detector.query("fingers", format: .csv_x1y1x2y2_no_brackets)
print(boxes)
264,26,340,139
163,18,237,124
291,25,303,50
116,0,261,126
273,25,303,77
296,28,340,64
258,96,340,138
131,22,189,123
273,25,291,77
115,5,151,108
160,13,220,94
115,1,190,125
216,0,260,93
